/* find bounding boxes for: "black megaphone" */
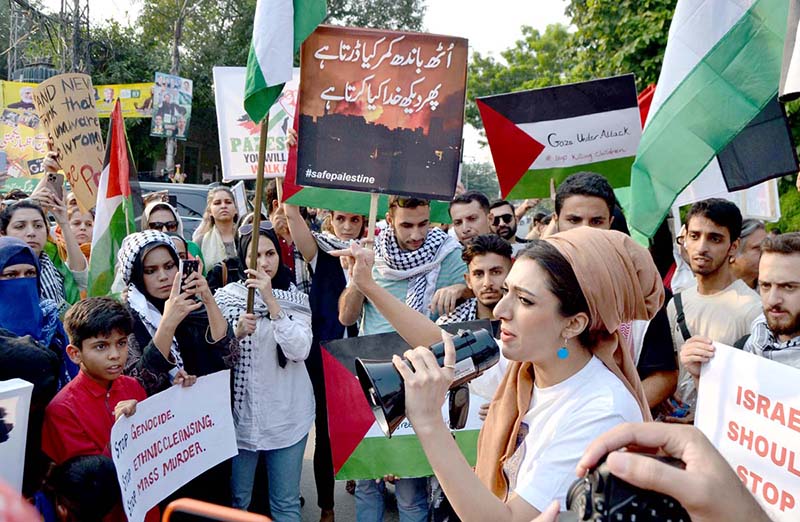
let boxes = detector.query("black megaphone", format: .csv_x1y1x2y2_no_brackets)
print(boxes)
355,329,499,438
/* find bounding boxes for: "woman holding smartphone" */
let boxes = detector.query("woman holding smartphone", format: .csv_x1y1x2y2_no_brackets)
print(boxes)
117,230,237,393
118,229,238,505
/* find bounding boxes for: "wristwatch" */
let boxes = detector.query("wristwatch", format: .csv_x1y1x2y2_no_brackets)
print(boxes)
271,309,286,321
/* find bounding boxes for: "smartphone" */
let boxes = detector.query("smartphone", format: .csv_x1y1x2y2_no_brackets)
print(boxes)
179,259,199,292
163,499,271,521
46,171,65,201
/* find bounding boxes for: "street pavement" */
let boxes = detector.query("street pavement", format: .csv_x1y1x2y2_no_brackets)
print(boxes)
298,426,400,522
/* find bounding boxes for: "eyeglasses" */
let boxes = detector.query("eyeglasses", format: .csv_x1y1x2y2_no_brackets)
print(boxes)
238,220,274,236
492,214,514,226
149,221,179,232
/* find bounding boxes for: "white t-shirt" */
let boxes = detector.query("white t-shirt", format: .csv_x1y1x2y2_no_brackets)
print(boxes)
503,356,643,511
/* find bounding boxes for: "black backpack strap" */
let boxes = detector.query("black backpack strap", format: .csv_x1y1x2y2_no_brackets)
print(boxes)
674,292,692,341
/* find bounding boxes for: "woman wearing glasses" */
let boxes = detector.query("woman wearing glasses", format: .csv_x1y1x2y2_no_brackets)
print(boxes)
142,200,204,269
215,215,313,521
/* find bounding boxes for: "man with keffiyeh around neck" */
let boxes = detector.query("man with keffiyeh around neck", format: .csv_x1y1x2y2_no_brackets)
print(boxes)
338,195,466,522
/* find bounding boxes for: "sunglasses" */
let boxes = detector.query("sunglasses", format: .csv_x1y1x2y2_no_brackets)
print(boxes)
492,214,514,226
149,221,179,232
238,220,274,236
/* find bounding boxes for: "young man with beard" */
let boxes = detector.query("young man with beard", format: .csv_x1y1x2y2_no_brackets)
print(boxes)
338,195,465,522
552,172,678,410
668,199,761,416
489,200,525,255
436,234,512,325
682,232,800,377
449,191,492,245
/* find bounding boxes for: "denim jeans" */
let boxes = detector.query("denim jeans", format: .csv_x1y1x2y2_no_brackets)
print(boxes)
355,477,429,522
231,434,308,521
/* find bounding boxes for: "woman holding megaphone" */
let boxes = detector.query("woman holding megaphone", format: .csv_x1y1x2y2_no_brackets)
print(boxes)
334,227,662,521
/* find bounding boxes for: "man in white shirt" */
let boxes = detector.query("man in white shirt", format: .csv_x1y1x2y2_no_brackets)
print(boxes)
669,198,761,417
683,232,800,377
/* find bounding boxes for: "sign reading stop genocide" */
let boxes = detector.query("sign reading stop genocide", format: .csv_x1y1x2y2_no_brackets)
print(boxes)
110,371,237,522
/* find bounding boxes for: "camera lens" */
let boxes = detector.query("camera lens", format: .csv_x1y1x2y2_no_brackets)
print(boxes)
565,476,591,520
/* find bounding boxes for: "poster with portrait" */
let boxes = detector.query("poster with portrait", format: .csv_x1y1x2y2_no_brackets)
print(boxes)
0,81,48,180
150,72,193,140
213,66,299,181
295,25,468,200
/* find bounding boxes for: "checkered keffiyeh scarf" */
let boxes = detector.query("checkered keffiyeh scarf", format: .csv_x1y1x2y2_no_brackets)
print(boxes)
214,281,311,409
117,230,185,367
436,298,478,325
374,226,461,313
39,253,67,314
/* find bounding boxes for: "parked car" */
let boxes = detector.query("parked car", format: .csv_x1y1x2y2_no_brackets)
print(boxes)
138,182,209,240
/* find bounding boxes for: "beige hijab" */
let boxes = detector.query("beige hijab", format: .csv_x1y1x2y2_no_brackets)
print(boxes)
475,227,664,498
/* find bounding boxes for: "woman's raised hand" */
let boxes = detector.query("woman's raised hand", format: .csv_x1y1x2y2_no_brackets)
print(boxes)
244,268,273,299
331,241,375,291
182,270,213,304
162,271,202,327
235,312,257,339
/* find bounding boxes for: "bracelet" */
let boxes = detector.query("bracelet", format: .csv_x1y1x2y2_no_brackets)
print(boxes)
205,325,226,344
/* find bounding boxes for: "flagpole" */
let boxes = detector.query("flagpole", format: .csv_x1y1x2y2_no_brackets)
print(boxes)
246,119,270,313
366,192,378,248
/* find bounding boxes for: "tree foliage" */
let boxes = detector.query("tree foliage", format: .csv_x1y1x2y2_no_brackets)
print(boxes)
465,24,576,130
326,0,426,31
461,162,500,199
567,0,677,89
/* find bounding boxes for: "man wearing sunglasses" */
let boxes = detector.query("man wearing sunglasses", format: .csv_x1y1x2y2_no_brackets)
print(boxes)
488,200,528,257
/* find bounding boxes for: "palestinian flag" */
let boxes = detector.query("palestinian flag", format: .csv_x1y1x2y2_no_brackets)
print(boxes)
476,74,641,199
243,0,326,123
781,0,800,101
322,321,491,479
627,0,790,239
282,116,453,223
88,101,136,297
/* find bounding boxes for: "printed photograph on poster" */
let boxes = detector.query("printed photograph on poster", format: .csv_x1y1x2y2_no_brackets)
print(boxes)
296,25,468,200
0,81,49,179
151,72,192,140
213,66,299,181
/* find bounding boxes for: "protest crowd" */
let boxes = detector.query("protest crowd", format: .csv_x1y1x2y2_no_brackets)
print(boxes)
2,2,800,522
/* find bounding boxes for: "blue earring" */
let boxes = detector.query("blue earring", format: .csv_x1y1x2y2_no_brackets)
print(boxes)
557,338,569,359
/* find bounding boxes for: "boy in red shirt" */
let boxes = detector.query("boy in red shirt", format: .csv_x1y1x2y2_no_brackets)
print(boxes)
41,297,194,520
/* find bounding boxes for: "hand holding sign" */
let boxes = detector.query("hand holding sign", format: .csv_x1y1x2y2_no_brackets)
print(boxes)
32,74,104,212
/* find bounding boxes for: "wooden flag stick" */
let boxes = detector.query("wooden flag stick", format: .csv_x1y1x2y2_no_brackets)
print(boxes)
366,192,379,249
246,120,270,313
